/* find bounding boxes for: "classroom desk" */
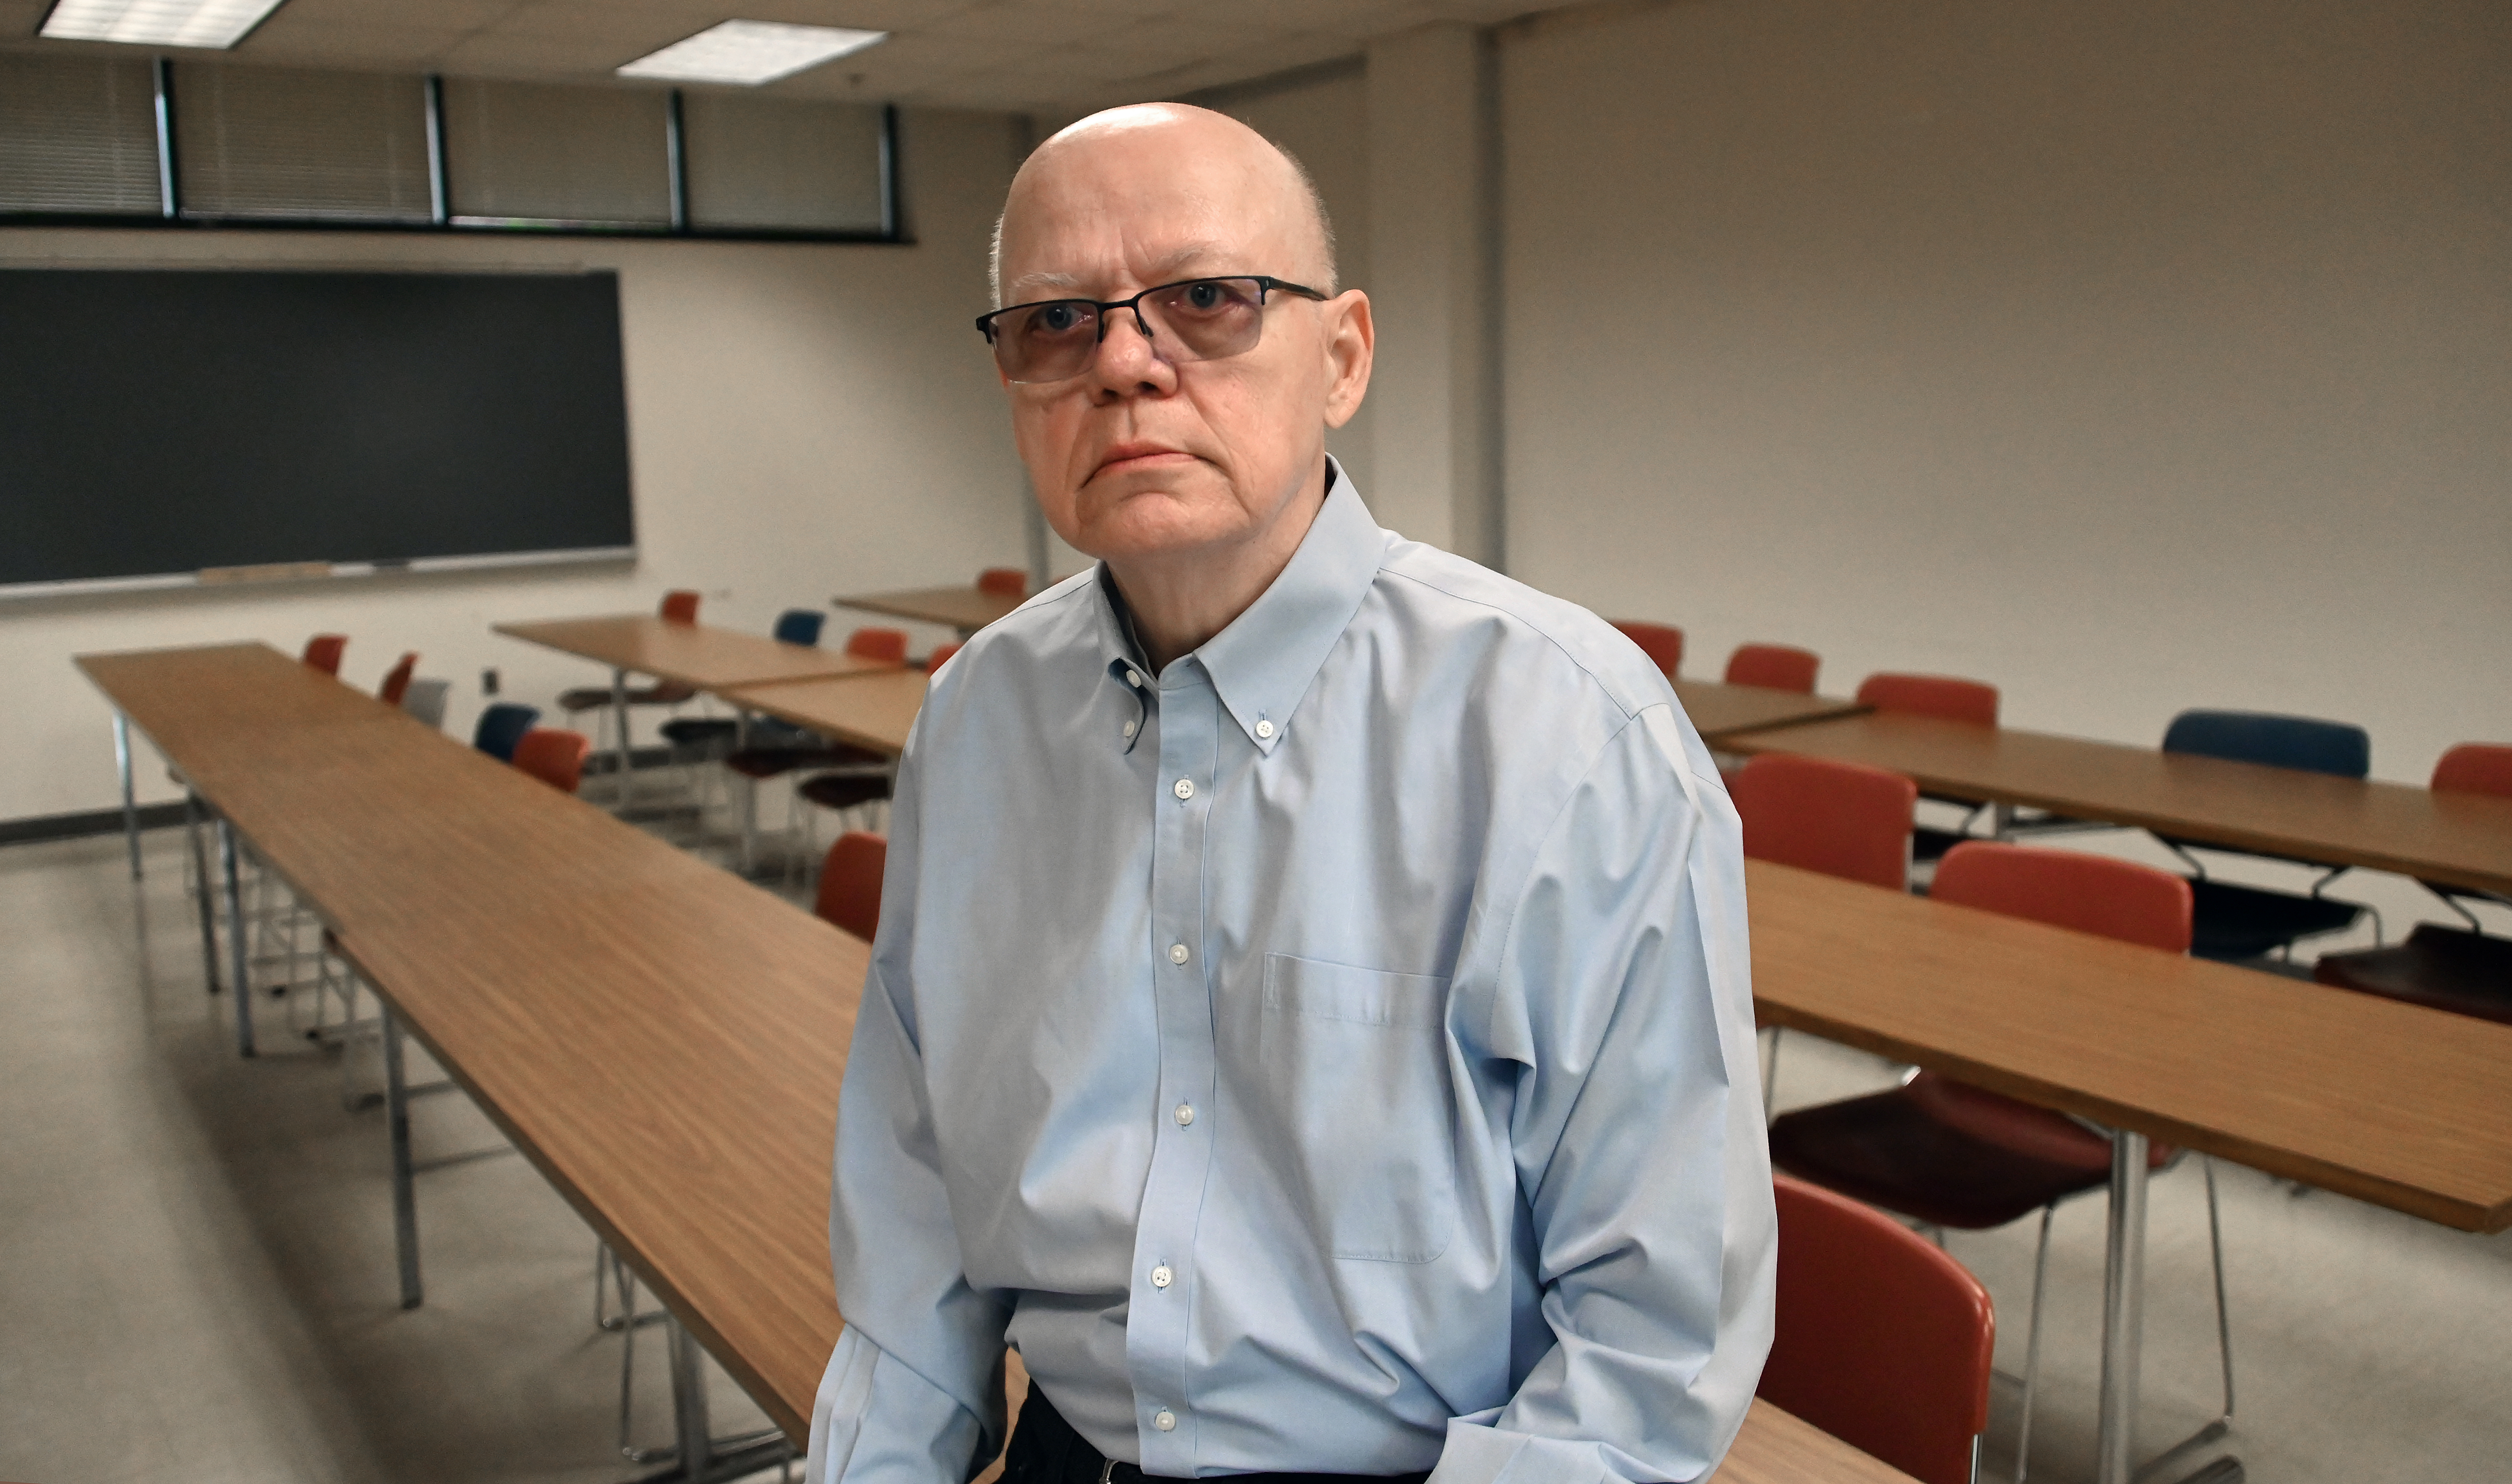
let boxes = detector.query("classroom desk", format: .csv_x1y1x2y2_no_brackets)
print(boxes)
715,669,929,757
833,583,1026,636
1748,858,2512,1484
1724,711,2512,896
1672,680,1866,743
496,614,898,809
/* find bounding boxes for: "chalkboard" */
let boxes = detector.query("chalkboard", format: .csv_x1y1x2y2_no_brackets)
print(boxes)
0,268,635,596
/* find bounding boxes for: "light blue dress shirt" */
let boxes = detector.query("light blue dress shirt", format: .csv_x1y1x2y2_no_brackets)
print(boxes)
807,464,1774,1484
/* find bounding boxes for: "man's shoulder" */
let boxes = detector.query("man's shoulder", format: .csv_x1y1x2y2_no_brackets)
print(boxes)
939,569,1103,671
1373,537,1672,724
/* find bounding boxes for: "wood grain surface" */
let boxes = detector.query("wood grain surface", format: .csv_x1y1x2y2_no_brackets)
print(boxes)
718,670,930,756
494,615,897,689
1724,711,2512,895
1749,858,2512,1232
833,584,1027,633
1672,681,1867,742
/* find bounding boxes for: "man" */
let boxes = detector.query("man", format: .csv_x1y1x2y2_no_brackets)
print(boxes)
807,104,1773,1484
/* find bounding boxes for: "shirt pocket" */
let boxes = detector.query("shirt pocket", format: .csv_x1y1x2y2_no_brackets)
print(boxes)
1258,953,1459,1264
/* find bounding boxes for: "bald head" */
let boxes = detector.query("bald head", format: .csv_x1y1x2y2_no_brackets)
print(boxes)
991,103,1336,306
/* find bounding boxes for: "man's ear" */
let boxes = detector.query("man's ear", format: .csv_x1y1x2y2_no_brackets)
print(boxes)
1321,290,1374,431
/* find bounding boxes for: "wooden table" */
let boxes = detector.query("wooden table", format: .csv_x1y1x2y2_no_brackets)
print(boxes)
1724,712,2512,896
1673,680,1866,743
496,614,899,809
716,670,929,757
834,583,1026,636
1749,858,2512,1482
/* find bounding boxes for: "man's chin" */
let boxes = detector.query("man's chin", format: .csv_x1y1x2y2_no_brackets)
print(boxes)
1067,482,1240,563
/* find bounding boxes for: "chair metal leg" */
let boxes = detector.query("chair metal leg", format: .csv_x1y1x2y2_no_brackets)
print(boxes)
671,1316,714,1484
115,712,143,880
611,1250,678,1465
384,1006,423,1309
2130,1159,2239,1483
186,793,220,995
2095,1130,2151,1484
217,819,255,1057
2012,1205,2055,1484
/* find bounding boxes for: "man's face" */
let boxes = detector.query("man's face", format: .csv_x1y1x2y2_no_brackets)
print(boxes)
993,116,1371,569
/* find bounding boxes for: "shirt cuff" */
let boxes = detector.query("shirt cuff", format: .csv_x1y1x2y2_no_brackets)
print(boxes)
805,1323,994,1484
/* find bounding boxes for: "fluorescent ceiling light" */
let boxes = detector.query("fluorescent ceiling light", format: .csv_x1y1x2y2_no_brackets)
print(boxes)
39,0,290,48
618,20,887,86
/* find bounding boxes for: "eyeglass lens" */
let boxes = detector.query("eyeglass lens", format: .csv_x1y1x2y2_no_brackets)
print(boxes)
992,278,1273,384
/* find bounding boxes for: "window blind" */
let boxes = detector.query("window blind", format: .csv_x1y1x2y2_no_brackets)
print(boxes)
682,94,885,234
0,54,162,215
173,63,432,221
442,79,670,227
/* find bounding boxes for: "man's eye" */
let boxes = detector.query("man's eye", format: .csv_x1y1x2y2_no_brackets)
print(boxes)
1027,303,1089,336
1185,282,1225,310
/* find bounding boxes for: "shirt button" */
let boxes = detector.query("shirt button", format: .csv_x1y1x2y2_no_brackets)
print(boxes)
1168,942,1190,965
1172,778,1194,801
1173,1103,1195,1127
1254,719,1275,740
1126,668,1144,688
1153,1409,1176,1432
1151,1264,1173,1289
1122,719,1138,739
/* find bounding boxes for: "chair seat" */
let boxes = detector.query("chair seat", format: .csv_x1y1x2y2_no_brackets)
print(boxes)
728,745,880,779
558,682,696,712
797,772,894,813
2314,924,2512,1026
1771,1077,2165,1231
2188,878,2363,960
658,717,741,747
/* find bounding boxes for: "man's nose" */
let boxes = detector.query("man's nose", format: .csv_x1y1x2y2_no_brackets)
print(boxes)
1090,305,1172,395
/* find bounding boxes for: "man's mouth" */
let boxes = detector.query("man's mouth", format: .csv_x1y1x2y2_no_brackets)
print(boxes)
1094,443,1197,478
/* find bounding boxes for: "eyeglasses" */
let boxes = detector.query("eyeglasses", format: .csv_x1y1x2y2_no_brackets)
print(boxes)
976,275,1328,385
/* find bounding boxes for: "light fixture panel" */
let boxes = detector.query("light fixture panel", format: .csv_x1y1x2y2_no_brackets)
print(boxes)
618,20,888,86
39,0,291,49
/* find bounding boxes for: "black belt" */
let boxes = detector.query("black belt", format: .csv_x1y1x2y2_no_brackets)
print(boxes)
1002,1383,1432,1484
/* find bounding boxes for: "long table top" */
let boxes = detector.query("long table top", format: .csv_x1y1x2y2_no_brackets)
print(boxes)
1748,858,2512,1233
719,670,929,756
835,584,1026,634
1673,681,1865,742
1725,711,2512,896
495,614,896,689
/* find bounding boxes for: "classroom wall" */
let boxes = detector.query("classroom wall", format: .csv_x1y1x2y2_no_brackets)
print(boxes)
1497,0,2512,784
3,106,1031,825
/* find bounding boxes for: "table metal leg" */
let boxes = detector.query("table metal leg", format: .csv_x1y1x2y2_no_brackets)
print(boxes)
217,819,255,1057
114,713,142,880
670,1316,713,1484
384,1006,423,1309
736,711,758,876
613,668,635,811
2096,1129,2150,1484
186,793,220,993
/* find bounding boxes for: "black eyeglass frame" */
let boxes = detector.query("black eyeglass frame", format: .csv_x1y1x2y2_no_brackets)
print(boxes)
975,275,1329,380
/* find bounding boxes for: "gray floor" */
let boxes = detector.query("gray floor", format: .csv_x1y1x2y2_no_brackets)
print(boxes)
4,826,2509,1483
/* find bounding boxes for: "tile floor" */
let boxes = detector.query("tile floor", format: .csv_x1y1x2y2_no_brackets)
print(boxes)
3,826,2508,1483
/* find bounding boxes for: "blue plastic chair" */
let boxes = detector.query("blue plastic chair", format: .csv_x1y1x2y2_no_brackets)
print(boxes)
472,702,541,763
2159,709,2372,962
771,609,826,647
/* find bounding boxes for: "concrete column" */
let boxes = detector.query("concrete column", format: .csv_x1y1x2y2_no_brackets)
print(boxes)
1365,23,1501,566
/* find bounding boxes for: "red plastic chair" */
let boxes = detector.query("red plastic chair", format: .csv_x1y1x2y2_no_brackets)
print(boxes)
1762,1175,1995,1484
2431,742,2512,799
813,831,888,941
844,627,910,665
659,588,701,623
1768,842,2230,1483
2313,742,2512,1023
1726,643,1819,693
302,634,348,676
1611,621,1684,679
928,641,964,672
1729,754,1915,891
977,568,1029,600
560,590,703,720
512,728,594,794
377,652,418,708
1857,672,1999,726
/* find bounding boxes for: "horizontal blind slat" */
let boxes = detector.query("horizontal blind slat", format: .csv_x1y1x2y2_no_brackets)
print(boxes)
173,63,432,221
0,55,161,214
443,79,670,227
682,94,884,233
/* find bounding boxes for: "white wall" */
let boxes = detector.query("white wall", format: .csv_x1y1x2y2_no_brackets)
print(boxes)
4,107,1031,823
1498,0,2512,785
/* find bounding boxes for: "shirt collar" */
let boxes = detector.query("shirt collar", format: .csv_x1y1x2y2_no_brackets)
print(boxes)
1091,458,1388,756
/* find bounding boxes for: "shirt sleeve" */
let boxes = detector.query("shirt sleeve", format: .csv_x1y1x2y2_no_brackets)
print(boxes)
806,739,1016,1484
1432,705,1777,1484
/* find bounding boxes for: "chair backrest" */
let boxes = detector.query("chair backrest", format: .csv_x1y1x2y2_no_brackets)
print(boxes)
814,830,888,940
1857,672,1999,727
2161,709,2367,778
1610,621,1684,679
512,727,593,793
773,608,827,647
1933,840,2192,952
378,651,418,707
844,627,910,664
472,702,542,762
400,678,451,731
977,567,1029,599
659,589,701,624
1760,1174,1995,1484
2433,743,2512,799
301,634,348,675
1728,754,1916,891
1725,643,1820,693
928,641,964,672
